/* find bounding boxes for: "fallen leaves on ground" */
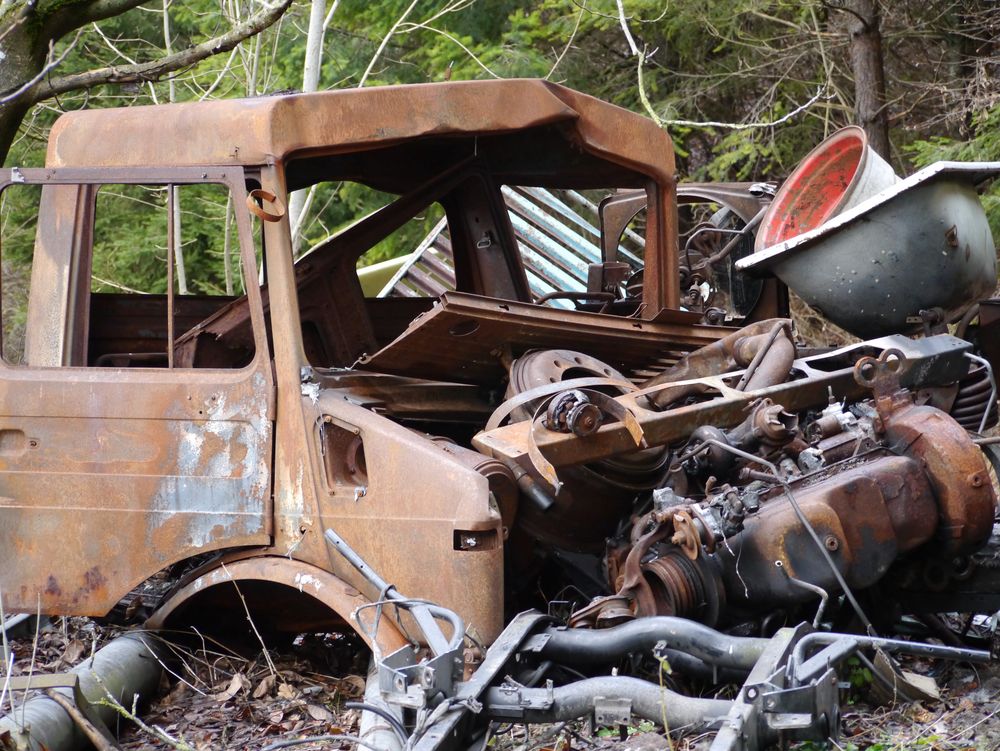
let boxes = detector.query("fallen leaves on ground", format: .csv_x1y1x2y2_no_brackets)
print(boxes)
5,617,1000,750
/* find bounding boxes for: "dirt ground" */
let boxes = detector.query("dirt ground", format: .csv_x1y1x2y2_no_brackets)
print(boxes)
4,616,1000,751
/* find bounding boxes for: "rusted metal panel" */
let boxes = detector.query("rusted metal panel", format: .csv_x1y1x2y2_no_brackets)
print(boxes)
719,453,939,606
266,393,507,645
146,556,410,655
45,80,676,186
358,291,721,385
0,167,275,617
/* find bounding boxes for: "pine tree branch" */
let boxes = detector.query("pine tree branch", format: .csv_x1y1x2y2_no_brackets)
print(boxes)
24,0,292,106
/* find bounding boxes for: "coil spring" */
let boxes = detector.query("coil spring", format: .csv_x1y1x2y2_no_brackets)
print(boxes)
950,361,998,431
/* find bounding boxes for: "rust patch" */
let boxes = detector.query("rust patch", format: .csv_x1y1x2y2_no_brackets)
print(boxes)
84,566,107,592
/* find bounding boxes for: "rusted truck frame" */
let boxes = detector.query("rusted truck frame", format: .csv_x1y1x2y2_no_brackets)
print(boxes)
2,81,727,651
2,80,999,750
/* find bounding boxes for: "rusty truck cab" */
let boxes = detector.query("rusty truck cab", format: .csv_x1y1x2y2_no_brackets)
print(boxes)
0,80,717,652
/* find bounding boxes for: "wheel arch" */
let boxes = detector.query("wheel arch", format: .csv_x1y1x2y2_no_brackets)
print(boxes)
146,556,408,655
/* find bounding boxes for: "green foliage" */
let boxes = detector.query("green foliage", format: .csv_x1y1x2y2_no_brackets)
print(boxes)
907,106,1000,236
300,181,445,269
91,183,237,296
0,184,39,360
3,0,997,297
844,656,874,693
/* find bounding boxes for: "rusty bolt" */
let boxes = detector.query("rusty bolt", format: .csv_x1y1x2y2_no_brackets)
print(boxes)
969,472,984,488
824,535,840,552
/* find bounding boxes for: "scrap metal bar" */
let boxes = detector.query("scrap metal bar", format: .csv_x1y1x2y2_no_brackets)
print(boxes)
791,632,990,683
473,334,971,478
483,676,731,727
324,528,463,657
410,612,550,751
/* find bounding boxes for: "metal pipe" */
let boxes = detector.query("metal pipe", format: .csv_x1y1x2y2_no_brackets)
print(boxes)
955,303,980,340
777,560,829,629
355,660,405,751
325,528,465,655
735,323,795,392
0,632,166,751
790,632,990,677
656,648,749,683
484,676,731,729
538,618,770,670
643,319,790,399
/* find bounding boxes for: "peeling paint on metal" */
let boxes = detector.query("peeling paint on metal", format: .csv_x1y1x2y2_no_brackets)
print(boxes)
147,384,272,551
294,572,324,593
301,381,320,404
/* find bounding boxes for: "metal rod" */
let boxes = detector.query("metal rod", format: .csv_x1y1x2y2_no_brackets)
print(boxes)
704,205,767,265
791,631,990,677
777,560,829,629
324,529,465,655
166,184,175,369
734,321,788,391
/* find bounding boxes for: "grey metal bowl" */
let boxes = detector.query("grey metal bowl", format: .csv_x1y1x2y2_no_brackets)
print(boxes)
737,161,1000,337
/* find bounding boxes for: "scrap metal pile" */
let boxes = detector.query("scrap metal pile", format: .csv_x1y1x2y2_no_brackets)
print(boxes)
3,84,1000,751
363,330,998,749
344,129,1000,750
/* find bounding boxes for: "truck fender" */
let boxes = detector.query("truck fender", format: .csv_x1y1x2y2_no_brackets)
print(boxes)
146,556,409,655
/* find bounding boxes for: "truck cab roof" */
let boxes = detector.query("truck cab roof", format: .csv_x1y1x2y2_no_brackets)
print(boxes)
46,79,676,192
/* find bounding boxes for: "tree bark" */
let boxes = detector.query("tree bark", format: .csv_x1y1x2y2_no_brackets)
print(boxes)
0,6,48,162
845,0,890,160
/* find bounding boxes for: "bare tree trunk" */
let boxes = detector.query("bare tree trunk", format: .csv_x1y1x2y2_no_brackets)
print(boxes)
0,101,29,165
845,0,890,160
288,0,328,253
162,0,188,294
0,0,291,166
0,8,48,163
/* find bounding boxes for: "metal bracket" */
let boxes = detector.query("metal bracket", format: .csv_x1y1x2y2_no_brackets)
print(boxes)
379,646,459,709
594,696,632,726
488,679,555,720
519,633,551,653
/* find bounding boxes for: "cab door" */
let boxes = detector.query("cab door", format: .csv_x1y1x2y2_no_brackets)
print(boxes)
0,167,274,615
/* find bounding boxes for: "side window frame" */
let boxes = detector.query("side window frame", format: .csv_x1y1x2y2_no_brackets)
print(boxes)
0,166,270,371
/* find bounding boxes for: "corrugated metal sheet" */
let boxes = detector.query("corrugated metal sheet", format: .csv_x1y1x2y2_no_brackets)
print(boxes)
376,187,643,306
